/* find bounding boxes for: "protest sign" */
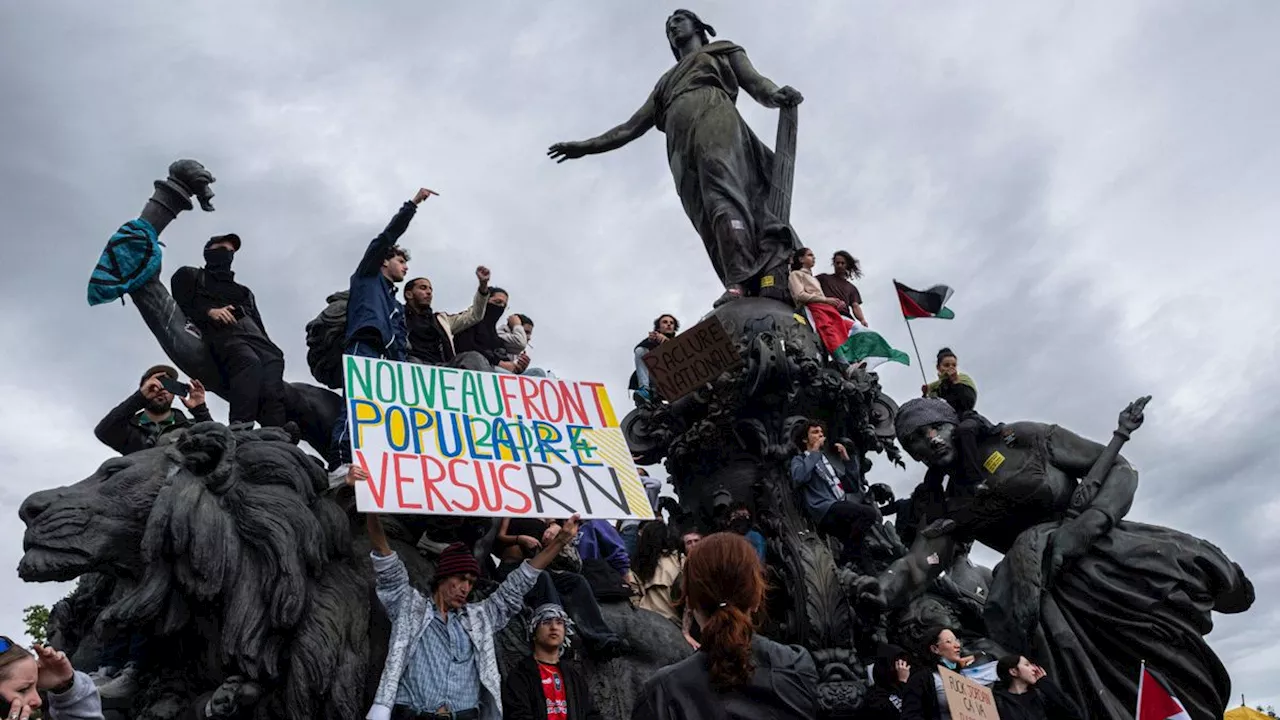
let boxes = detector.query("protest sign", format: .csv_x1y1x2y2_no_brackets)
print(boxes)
343,356,653,521
642,315,743,401
938,667,999,720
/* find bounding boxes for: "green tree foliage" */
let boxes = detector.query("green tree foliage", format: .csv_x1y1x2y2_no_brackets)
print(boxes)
22,605,50,645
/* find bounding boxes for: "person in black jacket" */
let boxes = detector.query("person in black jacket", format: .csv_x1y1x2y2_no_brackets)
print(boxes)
920,348,1000,485
629,314,679,403
171,234,286,427
900,627,999,720
992,655,1085,720
501,604,602,720
864,645,913,720
632,533,818,720
94,365,212,456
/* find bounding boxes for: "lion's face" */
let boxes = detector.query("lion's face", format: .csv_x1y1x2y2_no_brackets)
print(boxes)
18,447,172,582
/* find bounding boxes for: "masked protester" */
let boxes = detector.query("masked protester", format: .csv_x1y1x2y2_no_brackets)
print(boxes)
451,288,511,368
171,235,286,428
723,502,765,562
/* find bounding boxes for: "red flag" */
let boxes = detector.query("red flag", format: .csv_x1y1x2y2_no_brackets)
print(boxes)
1137,664,1191,720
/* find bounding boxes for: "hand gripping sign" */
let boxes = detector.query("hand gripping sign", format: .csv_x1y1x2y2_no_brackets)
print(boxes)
343,356,653,521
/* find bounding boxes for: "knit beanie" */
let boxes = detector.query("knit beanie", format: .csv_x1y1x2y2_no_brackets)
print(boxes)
435,542,480,580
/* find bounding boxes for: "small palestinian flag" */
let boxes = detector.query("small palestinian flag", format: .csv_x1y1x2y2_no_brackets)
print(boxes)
1136,663,1191,720
895,280,955,320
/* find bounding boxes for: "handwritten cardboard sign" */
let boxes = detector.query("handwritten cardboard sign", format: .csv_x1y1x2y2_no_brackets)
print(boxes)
343,356,653,520
939,667,999,720
642,316,743,401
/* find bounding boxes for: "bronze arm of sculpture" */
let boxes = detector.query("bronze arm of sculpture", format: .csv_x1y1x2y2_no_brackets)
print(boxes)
726,50,803,109
547,93,657,161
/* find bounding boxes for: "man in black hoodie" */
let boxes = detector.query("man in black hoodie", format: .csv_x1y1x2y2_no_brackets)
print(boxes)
171,234,286,427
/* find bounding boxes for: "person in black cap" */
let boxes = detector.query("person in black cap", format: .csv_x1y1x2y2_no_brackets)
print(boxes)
171,233,287,428
94,364,211,456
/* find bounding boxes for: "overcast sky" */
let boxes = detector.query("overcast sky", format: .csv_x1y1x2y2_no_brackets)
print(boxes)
1,0,1275,708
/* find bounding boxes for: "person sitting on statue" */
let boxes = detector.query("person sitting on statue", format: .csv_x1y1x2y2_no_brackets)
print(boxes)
921,347,1001,485
452,287,515,369
171,234,287,428
493,516,626,658
900,627,998,720
500,604,603,720
403,268,491,368
817,249,870,326
789,419,880,570
359,470,582,720
629,314,679,403
0,639,104,720
993,655,1084,720
495,313,550,377
631,533,819,720
329,187,435,473
94,365,211,456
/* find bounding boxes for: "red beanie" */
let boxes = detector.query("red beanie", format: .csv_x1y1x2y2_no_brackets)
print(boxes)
435,542,480,580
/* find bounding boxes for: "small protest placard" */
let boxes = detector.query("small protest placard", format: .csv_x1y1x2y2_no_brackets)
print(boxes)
642,316,742,401
938,667,999,720
343,356,653,520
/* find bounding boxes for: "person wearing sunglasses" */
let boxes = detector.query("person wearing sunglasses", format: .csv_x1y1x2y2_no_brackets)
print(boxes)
0,637,103,720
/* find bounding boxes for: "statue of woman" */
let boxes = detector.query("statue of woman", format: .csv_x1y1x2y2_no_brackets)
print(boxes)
548,9,803,306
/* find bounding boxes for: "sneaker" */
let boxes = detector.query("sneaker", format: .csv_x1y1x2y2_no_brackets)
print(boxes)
89,665,120,687
327,463,351,489
97,664,141,700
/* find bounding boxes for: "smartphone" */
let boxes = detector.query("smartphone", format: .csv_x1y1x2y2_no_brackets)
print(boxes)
159,376,190,398
0,697,11,717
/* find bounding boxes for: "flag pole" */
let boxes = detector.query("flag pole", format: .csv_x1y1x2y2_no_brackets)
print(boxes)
902,316,929,385
1136,660,1145,720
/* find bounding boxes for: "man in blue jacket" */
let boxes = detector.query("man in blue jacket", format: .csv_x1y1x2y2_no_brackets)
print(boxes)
789,419,879,569
330,187,438,471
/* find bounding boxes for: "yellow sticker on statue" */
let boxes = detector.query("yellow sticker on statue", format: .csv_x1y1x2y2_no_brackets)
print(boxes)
760,275,775,287
983,451,1006,474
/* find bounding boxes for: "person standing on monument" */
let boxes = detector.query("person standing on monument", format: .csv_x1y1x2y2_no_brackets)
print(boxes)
171,234,287,428
549,9,803,306
816,250,869,326
353,464,582,720
329,187,435,473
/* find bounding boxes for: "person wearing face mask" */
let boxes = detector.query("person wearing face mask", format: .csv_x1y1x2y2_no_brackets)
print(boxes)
171,234,286,427
451,288,513,369
723,502,765,562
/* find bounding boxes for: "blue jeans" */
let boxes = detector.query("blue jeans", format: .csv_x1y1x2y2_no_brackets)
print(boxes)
330,340,386,465
619,521,640,560
633,346,651,389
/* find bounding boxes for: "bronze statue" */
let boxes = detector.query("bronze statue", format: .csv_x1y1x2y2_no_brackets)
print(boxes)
880,396,1255,720
548,9,803,306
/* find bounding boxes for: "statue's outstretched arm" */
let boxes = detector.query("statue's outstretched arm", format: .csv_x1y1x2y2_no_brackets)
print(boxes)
548,93,656,161
727,49,802,109
875,532,957,610
1047,425,1138,528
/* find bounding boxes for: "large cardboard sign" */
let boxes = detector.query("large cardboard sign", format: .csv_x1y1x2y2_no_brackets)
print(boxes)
642,316,743,401
938,667,999,720
344,356,653,520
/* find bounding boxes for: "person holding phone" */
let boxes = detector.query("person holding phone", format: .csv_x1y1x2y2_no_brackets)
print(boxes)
0,637,104,720
94,365,211,456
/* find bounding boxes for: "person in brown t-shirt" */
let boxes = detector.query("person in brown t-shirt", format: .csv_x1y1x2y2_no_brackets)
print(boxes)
816,250,870,327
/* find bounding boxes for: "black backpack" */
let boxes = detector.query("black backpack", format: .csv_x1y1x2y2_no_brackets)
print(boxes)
305,290,349,389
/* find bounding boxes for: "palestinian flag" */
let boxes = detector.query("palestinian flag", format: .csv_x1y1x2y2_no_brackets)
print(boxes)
804,304,910,370
895,280,955,320
1136,664,1191,720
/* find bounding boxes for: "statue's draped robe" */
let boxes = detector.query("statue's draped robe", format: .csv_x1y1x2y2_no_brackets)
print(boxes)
978,429,1252,720
651,41,795,287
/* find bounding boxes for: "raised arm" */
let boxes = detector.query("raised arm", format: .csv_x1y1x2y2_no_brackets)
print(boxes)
727,49,802,109
353,192,429,277
548,92,657,161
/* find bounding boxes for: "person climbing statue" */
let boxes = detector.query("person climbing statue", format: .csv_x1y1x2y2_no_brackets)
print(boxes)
921,348,1001,485
549,9,803,306
172,234,287,428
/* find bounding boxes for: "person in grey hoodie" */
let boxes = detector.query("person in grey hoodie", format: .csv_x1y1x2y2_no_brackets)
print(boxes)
0,639,103,720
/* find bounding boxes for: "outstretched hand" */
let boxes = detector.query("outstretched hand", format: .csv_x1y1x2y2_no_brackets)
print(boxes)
547,141,589,163
1118,395,1152,436
33,643,74,692
412,188,438,205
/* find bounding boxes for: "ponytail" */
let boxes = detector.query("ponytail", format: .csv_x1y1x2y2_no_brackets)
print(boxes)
701,603,756,690
683,533,766,691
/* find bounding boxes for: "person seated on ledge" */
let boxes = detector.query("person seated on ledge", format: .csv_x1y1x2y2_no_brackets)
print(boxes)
816,249,869,326
94,365,211,456
922,347,1002,485
496,312,549,377
403,266,492,368
452,287,515,370
789,419,879,570
629,314,679,404
0,638,104,720
171,233,287,428
501,604,603,720
350,465,582,720
993,655,1084,720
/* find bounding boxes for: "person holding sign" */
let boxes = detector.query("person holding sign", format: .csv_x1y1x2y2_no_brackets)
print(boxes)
900,627,998,720
354,466,582,720
993,656,1084,720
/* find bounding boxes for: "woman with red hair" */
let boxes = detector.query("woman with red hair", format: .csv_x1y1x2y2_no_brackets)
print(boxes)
631,533,818,719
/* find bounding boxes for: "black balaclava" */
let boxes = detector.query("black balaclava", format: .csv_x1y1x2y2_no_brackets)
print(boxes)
203,247,235,279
